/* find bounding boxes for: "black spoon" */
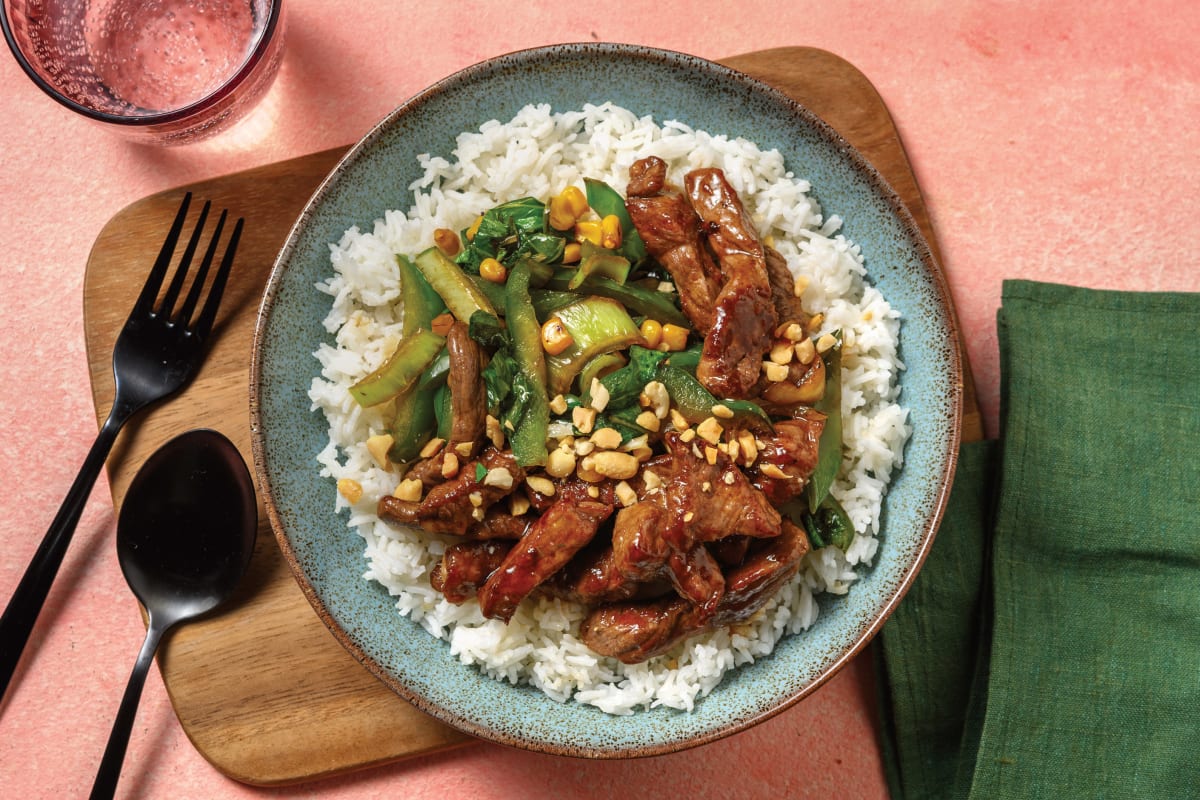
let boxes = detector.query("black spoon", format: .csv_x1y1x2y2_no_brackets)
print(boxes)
90,429,258,800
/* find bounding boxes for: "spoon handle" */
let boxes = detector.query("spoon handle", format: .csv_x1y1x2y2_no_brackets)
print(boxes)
90,618,166,800
0,411,124,701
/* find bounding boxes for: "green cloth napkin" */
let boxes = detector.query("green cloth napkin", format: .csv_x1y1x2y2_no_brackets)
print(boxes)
876,280,1200,799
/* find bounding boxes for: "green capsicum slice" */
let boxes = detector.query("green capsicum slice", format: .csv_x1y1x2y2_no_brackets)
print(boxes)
805,331,843,513
657,364,773,432
349,327,445,407
414,246,498,322
505,260,550,467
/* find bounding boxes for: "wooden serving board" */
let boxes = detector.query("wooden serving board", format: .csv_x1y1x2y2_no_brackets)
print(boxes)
83,46,981,786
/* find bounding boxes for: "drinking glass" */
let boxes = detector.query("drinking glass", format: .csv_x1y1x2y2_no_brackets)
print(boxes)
1,0,286,145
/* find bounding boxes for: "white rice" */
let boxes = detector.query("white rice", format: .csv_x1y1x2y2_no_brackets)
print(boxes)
308,102,910,714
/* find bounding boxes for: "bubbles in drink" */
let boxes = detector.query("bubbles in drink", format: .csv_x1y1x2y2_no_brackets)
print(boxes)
86,0,265,114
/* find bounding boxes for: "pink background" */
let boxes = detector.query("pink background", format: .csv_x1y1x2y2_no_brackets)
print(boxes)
2,1,1198,797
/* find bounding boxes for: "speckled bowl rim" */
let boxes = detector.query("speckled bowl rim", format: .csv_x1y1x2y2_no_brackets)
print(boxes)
250,42,962,758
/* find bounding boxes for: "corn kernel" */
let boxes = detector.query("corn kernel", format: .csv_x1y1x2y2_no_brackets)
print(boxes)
639,318,663,349
600,214,622,249
574,220,602,246
433,228,461,256
541,316,574,355
562,242,583,264
466,215,483,241
337,478,363,504
480,257,507,284
660,323,690,352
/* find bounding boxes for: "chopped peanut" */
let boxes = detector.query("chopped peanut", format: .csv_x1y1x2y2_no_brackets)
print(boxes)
793,274,810,297
704,446,718,465
589,451,640,480
572,405,597,434
590,427,623,450
486,415,505,449
643,470,663,492
683,511,695,523
419,437,446,458
337,478,363,504
807,312,825,334
763,361,789,382
738,430,759,465
393,478,423,502
669,408,691,430
723,471,736,485
615,481,638,508
589,378,611,412
441,453,460,479
769,341,795,365
366,434,394,469
455,441,473,457
545,449,576,478
586,485,601,498
816,332,838,354
679,427,697,443
760,463,790,480
711,403,734,420
696,416,724,445
525,476,556,496
784,322,805,342
642,380,669,419
510,493,531,516
635,410,661,432
548,394,569,415
482,466,514,490
574,439,596,456
468,491,483,508
794,338,816,366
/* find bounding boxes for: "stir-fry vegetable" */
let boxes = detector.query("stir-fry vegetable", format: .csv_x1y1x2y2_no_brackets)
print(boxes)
544,297,642,396
349,328,444,407
805,331,843,513
504,260,551,467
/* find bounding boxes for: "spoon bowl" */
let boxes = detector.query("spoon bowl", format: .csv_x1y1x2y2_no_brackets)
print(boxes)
91,429,257,799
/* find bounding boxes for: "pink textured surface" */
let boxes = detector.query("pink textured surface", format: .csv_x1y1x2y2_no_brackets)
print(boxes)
2,1,1198,797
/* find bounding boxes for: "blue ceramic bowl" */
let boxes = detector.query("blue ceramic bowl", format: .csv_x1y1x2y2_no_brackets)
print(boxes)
250,43,961,757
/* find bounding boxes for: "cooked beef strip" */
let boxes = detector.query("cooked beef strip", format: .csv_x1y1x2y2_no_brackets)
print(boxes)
467,510,531,540
431,540,513,604
625,162,722,333
626,154,667,197
685,168,778,398
764,244,810,329
543,543,647,605
446,320,487,457
476,493,616,622
665,543,726,620
749,413,826,506
378,448,523,534
579,518,810,663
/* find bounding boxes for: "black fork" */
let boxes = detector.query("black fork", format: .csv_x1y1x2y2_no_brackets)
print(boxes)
0,193,244,704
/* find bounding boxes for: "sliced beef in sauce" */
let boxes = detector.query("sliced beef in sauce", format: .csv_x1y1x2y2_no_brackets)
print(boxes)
684,168,777,398
625,189,722,332
431,540,513,604
378,448,523,534
750,413,826,506
580,518,810,663
477,493,616,622
626,154,667,197
446,320,488,457
764,244,810,329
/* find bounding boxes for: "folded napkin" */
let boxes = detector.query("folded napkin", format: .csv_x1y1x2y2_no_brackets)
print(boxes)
876,280,1200,799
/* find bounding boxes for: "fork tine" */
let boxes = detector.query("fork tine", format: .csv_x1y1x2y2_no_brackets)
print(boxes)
176,209,227,325
159,200,212,320
131,192,192,317
192,216,244,339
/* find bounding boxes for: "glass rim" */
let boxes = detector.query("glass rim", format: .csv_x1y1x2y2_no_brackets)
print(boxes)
0,0,284,128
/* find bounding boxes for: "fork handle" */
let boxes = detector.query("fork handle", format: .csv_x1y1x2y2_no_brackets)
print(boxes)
0,411,125,702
